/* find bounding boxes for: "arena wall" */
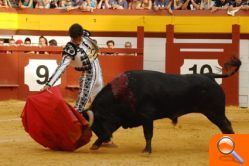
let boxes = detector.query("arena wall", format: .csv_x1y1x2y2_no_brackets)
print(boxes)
1,9,249,107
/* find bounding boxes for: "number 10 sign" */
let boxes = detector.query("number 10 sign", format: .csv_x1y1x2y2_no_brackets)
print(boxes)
180,59,222,84
24,59,61,91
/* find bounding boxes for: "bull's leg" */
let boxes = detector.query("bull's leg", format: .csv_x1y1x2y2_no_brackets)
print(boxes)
90,123,120,150
205,113,234,134
90,138,103,150
100,123,120,148
142,121,153,153
171,117,178,126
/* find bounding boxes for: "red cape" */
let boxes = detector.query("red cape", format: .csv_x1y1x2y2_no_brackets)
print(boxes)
21,86,92,151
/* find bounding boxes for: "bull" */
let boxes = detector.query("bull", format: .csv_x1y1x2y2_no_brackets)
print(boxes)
83,57,241,153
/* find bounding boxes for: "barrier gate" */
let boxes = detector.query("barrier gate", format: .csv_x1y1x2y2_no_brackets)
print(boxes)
166,24,240,106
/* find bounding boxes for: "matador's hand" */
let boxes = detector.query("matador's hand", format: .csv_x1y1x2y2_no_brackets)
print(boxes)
40,85,50,91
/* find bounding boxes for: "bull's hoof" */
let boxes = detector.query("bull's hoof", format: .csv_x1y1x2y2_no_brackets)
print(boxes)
90,144,101,150
142,148,152,154
101,141,118,148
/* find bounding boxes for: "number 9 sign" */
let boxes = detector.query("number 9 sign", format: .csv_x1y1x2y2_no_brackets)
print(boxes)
180,59,222,84
24,59,61,91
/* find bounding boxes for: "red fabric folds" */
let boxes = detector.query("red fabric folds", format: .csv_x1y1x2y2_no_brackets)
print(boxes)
21,86,92,151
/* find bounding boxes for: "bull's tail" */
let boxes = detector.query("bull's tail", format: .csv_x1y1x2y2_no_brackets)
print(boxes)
206,57,241,79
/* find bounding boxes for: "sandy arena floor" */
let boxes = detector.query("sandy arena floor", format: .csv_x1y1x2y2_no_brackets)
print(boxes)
0,100,248,166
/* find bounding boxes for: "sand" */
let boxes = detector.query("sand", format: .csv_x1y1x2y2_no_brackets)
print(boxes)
0,100,248,166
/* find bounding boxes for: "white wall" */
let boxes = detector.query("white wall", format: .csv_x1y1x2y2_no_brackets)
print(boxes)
144,38,165,72
11,35,71,46
239,40,249,107
8,35,138,47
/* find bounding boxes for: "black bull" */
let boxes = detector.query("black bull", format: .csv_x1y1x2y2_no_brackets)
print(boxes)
83,57,241,153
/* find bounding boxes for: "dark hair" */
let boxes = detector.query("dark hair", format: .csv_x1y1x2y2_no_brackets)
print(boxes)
49,39,57,46
69,23,84,38
24,37,31,43
106,40,115,46
50,0,57,8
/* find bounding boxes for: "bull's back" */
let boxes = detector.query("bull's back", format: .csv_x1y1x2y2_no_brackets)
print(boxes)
125,70,220,97
124,70,225,113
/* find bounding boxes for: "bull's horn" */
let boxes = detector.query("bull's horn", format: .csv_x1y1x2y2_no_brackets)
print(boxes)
86,110,94,127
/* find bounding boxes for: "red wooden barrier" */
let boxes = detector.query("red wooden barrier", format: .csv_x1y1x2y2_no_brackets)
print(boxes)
0,54,143,100
166,24,240,106
0,55,19,99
